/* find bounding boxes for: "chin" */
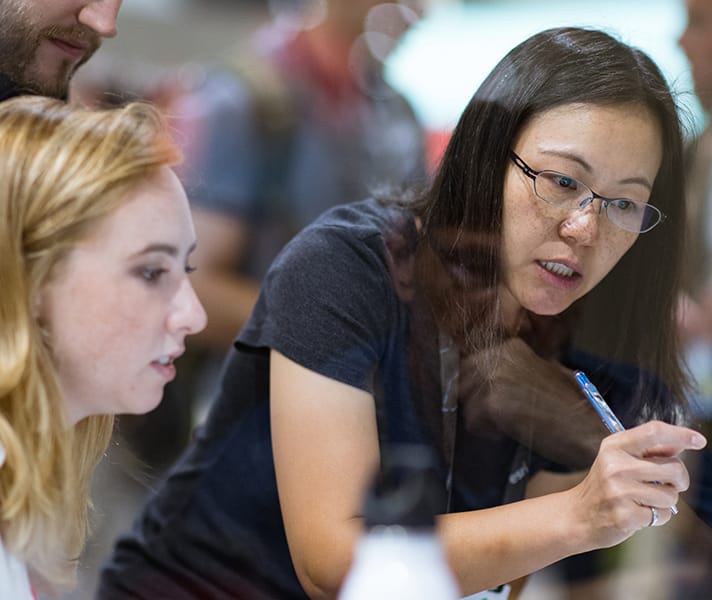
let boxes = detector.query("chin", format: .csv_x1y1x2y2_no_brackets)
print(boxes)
139,394,165,415
527,290,581,316
122,390,165,416
525,300,571,317
527,303,577,320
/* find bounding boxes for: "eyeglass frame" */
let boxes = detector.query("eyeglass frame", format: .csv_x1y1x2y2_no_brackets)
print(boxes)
508,150,666,233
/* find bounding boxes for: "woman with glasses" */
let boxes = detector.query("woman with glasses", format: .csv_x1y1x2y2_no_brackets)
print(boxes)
101,27,707,600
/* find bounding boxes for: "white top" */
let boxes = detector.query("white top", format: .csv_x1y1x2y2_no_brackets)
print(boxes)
0,538,34,599
0,444,34,598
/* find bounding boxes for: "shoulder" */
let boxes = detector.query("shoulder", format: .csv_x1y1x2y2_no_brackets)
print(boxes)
241,198,416,351
270,198,415,276
253,199,416,347
239,200,417,389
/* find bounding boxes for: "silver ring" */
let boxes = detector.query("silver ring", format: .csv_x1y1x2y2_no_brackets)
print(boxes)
648,506,659,527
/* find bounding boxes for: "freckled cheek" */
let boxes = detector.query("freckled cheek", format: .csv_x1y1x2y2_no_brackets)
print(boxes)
80,301,152,361
593,235,637,285
503,182,556,232
503,203,553,264
609,233,638,262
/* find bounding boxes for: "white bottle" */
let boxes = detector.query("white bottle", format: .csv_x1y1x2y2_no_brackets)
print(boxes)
338,445,460,600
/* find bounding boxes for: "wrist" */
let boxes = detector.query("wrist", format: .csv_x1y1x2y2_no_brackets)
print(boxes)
551,487,596,556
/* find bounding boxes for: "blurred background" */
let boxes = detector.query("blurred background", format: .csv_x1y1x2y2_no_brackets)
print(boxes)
62,1,709,599
75,0,703,158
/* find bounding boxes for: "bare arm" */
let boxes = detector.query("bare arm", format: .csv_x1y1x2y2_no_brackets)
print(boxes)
271,350,706,598
189,206,262,351
270,350,379,599
447,422,704,594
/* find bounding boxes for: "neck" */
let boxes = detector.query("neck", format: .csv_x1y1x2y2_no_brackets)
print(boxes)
498,286,525,335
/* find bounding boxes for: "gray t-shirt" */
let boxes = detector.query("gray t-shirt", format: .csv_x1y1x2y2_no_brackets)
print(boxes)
99,198,583,600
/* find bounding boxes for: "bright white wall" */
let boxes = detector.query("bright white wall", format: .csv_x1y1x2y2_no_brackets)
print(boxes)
386,0,701,134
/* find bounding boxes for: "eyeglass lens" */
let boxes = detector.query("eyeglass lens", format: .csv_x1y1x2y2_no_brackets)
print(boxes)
533,171,659,233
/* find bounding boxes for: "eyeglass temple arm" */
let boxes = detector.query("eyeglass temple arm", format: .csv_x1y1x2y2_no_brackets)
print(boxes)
509,151,537,180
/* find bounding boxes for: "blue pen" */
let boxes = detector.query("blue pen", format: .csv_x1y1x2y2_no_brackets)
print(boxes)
574,370,678,515
574,371,625,433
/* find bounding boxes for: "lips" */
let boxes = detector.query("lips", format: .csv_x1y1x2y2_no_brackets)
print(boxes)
535,260,583,293
151,355,177,381
151,360,177,382
48,36,90,61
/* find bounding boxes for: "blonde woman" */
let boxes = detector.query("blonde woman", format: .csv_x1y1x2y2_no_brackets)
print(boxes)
0,95,206,597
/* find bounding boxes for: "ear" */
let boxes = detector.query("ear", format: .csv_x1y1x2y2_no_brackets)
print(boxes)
31,287,44,321
31,284,51,336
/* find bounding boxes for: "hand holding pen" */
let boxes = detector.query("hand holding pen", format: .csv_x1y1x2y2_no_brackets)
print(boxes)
564,376,706,545
575,370,686,520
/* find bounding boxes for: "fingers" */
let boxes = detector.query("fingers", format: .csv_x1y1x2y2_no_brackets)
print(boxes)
631,476,683,514
634,454,690,492
607,420,706,459
585,424,705,536
598,429,697,499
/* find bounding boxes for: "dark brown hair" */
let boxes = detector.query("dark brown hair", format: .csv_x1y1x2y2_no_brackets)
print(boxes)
412,27,688,424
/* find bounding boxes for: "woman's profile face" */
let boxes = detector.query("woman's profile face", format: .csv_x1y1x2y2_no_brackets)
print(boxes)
499,102,663,324
39,166,207,425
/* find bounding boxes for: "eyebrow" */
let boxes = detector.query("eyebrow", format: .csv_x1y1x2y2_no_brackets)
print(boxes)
131,241,197,259
539,149,654,191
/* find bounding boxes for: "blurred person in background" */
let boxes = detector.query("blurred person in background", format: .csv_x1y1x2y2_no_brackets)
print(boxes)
119,0,428,471
0,0,122,101
173,0,425,408
678,0,712,421
99,27,709,600
665,0,712,594
0,96,206,598
178,0,426,352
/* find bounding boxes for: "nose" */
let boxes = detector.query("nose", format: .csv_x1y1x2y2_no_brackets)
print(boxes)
168,278,208,336
78,0,122,38
558,200,602,246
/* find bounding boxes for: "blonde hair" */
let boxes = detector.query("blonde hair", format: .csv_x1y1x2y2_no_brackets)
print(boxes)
0,96,181,592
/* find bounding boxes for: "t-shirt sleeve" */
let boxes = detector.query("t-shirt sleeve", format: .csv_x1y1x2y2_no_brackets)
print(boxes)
237,223,397,394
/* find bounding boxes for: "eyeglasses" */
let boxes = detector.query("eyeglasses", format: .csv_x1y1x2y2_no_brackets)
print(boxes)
509,151,665,233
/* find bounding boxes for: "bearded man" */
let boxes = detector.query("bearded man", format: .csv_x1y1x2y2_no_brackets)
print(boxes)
0,0,122,100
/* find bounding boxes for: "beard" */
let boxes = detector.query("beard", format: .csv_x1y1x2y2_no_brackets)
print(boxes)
0,0,100,98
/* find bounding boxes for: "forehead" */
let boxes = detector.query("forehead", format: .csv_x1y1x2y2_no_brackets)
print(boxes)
514,103,663,185
69,168,193,263
518,103,660,145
